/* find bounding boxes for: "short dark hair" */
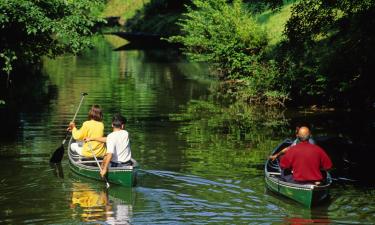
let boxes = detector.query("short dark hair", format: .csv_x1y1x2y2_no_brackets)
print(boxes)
112,113,126,128
88,105,103,121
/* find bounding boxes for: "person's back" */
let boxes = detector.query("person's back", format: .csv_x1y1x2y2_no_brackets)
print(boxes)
98,113,132,177
279,126,332,183
69,105,106,158
106,129,131,165
73,120,106,157
280,141,332,182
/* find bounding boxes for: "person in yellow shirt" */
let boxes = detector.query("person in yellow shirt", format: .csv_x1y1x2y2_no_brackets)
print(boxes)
68,105,106,158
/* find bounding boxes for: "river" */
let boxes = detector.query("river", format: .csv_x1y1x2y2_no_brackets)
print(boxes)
0,36,374,224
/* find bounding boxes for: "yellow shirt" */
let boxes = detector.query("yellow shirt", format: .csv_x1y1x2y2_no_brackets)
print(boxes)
72,120,106,158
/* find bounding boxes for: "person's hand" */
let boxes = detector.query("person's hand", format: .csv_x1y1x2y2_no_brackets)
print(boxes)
67,122,76,131
84,137,92,142
100,167,107,178
269,155,278,161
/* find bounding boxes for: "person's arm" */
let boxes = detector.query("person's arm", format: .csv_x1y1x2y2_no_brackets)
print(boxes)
279,151,292,170
100,134,114,177
70,122,88,140
84,136,107,143
269,147,289,161
100,153,112,177
320,149,333,171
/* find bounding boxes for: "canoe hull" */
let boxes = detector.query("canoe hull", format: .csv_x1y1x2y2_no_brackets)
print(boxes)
265,173,329,208
68,141,137,187
264,139,331,208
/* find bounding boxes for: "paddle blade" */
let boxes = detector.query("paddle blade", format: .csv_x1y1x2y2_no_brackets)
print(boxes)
105,181,110,189
50,144,65,163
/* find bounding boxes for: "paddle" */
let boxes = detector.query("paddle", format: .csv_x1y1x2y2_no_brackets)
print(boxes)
49,92,88,164
88,143,110,189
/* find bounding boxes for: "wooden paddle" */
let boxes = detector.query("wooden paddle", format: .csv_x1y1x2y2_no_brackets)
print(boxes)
87,143,110,188
49,92,88,164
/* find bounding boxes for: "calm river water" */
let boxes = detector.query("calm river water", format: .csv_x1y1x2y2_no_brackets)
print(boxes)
1,36,375,224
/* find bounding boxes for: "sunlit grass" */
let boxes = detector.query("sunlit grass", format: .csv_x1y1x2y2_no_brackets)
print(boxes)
257,3,294,46
103,34,129,49
101,0,151,24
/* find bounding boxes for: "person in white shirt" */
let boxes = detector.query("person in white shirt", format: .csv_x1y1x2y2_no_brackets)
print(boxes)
85,113,132,177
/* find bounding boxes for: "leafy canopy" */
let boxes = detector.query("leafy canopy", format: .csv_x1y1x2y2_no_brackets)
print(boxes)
0,0,104,74
283,0,375,106
169,0,288,105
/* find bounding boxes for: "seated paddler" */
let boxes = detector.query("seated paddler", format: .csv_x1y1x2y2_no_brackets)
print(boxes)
279,126,333,185
84,113,132,178
67,104,106,158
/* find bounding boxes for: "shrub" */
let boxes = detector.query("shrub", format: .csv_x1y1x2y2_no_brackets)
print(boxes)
169,0,288,105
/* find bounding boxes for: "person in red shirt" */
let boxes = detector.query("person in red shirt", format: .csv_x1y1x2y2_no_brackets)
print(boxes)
280,126,332,184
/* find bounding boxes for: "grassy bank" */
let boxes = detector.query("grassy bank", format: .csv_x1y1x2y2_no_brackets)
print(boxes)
101,0,150,25
257,3,294,46
102,0,189,36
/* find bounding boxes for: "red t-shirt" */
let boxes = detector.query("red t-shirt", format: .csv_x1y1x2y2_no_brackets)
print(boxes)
280,141,332,182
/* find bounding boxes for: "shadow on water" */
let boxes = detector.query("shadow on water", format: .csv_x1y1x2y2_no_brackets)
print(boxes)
0,66,58,141
315,136,375,186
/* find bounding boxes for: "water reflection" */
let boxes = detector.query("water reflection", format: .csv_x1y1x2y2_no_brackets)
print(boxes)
50,163,64,179
71,183,108,222
0,70,58,141
2,35,375,224
283,217,331,225
170,101,290,175
70,182,133,224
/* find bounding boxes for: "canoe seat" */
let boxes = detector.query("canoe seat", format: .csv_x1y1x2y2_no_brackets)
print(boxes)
70,149,103,162
79,160,104,164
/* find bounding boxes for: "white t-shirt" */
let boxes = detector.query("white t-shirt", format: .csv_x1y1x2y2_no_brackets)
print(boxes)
106,130,131,163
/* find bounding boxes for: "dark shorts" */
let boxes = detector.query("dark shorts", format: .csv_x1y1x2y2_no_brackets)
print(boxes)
110,160,132,167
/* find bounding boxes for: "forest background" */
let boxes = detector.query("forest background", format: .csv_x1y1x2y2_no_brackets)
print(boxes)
1,0,374,109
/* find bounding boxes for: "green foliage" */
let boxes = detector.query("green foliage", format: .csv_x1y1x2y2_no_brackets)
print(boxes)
212,60,289,106
0,0,105,74
168,0,289,105
282,0,375,106
170,0,267,69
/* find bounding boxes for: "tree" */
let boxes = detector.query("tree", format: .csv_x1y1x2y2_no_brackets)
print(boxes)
0,0,104,78
283,0,375,107
169,0,288,105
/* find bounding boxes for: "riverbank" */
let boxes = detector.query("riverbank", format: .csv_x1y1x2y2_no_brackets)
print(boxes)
103,0,375,109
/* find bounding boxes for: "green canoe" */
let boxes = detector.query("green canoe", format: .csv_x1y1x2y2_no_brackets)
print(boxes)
264,139,332,208
68,141,138,187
